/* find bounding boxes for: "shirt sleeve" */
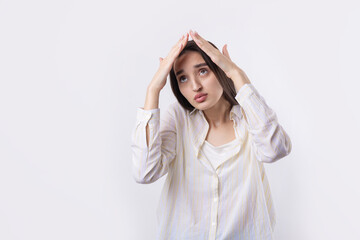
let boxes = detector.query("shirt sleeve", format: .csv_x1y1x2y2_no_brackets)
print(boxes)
235,83,292,163
131,106,177,183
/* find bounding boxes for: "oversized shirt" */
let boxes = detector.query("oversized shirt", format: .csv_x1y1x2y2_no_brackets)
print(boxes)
202,136,241,171
131,83,292,240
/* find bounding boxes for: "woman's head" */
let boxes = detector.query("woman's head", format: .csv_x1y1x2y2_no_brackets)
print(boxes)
170,40,238,112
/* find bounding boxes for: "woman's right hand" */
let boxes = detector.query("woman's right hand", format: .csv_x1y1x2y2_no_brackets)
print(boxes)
148,32,189,92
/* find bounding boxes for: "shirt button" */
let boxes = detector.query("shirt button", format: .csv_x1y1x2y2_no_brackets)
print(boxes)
212,222,216,226
214,198,218,202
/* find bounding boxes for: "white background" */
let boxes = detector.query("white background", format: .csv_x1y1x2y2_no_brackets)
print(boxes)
1,0,359,239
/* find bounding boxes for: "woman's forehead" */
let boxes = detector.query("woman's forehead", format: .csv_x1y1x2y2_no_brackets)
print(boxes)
174,51,204,71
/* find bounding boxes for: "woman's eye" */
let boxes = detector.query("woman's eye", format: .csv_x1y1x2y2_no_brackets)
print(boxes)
179,76,187,83
200,69,208,75
179,69,207,83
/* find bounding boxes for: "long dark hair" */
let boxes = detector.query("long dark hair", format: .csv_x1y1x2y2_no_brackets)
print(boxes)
169,40,238,112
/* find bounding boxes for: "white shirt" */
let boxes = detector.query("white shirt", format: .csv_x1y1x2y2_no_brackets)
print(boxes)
202,137,240,171
131,83,292,240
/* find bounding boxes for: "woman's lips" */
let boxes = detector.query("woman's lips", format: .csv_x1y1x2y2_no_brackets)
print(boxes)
195,94,207,103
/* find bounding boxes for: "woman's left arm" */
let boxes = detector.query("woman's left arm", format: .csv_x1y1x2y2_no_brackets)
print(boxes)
235,81,292,163
189,30,292,163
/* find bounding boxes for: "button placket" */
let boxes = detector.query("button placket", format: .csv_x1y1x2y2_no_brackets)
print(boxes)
209,174,219,240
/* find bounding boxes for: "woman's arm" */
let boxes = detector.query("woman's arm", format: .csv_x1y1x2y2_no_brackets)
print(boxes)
188,30,292,163
144,87,161,147
131,103,177,184
131,33,189,184
234,80,292,163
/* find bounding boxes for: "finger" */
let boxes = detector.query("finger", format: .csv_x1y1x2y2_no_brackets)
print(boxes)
189,31,236,75
168,33,187,56
175,33,188,49
159,57,163,62
177,33,188,51
166,33,188,62
189,30,220,61
166,35,183,58
166,34,189,70
222,44,231,60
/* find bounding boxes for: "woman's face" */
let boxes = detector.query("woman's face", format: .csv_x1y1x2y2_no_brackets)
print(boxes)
173,51,224,111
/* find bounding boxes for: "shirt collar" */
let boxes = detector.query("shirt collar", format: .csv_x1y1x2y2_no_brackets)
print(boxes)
188,103,243,158
189,103,242,120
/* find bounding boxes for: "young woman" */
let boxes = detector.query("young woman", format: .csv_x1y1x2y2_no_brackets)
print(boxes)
131,30,292,240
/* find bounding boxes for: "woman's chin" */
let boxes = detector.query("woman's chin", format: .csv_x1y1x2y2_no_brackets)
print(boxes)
194,103,210,111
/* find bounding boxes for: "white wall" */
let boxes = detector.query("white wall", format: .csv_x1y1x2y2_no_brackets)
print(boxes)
1,0,359,239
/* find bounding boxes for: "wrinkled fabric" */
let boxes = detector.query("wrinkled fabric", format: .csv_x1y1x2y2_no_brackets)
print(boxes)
131,83,292,240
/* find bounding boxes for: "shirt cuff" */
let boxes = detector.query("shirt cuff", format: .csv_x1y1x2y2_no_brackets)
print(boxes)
235,83,256,106
136,107,160,124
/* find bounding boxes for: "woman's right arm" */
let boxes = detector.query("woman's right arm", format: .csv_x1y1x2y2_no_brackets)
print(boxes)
144,87,160,147
131,99,176,184
131,33,189,184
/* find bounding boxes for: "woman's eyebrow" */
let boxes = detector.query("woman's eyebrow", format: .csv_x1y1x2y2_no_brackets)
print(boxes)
175,63,207,76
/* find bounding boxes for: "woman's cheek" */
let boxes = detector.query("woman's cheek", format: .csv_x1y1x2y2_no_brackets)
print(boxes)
180,89,190,102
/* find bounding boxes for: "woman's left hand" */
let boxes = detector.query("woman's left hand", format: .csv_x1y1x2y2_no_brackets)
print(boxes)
188,30,251,88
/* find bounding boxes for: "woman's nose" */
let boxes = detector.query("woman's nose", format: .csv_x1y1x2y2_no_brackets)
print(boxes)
191,78,202,91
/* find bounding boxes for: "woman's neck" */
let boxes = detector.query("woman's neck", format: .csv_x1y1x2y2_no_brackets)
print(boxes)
202,98,232,128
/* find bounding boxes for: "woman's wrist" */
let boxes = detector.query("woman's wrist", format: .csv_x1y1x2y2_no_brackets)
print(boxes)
144,86,160,110
229,67,251,92
147,82,163,94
